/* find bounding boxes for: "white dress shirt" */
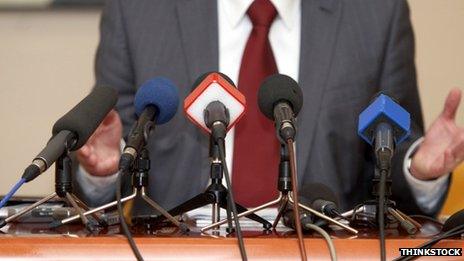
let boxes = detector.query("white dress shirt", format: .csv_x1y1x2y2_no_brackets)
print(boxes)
78,0,448,214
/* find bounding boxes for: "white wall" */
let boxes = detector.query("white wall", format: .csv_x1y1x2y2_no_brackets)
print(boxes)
0,0,463,197
0,10,99,196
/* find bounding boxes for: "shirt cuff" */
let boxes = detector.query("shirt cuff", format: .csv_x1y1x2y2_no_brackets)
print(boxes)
403,137,449,214
75,165,118,205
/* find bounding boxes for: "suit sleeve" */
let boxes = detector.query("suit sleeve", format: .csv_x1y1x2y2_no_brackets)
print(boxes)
377,0,449,216
73,0,135,206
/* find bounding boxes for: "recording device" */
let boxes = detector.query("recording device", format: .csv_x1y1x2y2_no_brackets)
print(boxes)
119,77,179,172
257,74,303,141
358,93,411,169
22,86,118,182
184,72,245,136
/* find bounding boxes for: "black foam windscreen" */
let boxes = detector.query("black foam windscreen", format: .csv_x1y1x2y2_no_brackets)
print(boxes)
298,183,340,207
52,86,118,150
191,71,236,90
442,209,464,232
258,74,303,120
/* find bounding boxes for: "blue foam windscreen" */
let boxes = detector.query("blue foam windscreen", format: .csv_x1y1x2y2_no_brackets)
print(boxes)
358,94,411,145
134,77,179,124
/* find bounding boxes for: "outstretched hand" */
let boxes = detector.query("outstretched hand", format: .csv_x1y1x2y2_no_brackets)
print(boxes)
76,109,122,177
411,88,464,180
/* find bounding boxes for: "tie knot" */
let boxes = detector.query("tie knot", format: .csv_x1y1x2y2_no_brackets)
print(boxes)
247,0,277,27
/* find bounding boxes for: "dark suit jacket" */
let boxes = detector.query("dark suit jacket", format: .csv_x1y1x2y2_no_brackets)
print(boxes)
76,0,449,216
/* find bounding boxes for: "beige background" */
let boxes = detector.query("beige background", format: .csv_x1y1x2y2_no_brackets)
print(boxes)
0,0,463,197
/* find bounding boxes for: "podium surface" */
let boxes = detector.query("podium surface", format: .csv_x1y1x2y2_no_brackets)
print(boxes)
0,218,462,260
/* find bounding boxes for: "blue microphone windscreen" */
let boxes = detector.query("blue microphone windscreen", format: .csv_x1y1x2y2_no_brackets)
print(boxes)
134,77,179,124
358,94,411,145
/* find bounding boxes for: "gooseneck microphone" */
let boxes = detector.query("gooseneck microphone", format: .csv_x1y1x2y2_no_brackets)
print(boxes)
118,77,179,172
258,74,303,141
22,86,118,182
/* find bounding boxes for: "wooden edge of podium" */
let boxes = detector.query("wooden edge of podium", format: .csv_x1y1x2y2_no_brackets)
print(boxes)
0,236,462,260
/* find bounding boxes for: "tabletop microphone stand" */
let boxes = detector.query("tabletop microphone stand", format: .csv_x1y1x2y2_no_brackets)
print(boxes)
56,149,188,232
202,144,358,234
152,137,272,231
0,152,100,231
349,167,421,235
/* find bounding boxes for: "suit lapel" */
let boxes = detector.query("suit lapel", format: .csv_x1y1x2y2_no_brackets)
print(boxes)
176,0,219,188
297,0,343,180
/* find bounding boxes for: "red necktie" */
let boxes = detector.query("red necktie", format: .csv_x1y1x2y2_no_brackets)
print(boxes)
232,0,280,207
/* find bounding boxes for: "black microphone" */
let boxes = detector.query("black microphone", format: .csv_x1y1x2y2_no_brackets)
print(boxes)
282,208,313,232
258,74,303,141
358,94,411,170
118,77,179,172
21,86,118,182
184,72,245,142
204,101,230,141
299,183,342,218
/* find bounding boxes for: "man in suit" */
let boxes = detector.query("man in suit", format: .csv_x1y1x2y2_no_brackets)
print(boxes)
75,0,464,216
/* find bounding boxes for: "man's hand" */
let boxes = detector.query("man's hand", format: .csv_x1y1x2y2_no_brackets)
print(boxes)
411,88,464,180
76,109,122,176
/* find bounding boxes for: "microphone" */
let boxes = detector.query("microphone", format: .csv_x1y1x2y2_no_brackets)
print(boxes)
443,209,464,232
282,208,313,232
299,183,342,219
258,74,303,141
184,72,246,140
358,93,411,170
22,86,118,182
119,77,179,172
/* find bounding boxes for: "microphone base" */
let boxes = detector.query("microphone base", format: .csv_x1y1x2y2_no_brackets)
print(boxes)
347,199,420,235
2,153,104,233
58,149,188,233
201,191,358,235
150,182,272,231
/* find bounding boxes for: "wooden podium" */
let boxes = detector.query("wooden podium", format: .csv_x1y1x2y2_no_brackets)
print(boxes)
0,218,462,260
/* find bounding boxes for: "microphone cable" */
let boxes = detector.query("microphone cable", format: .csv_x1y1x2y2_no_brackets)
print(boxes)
393,223,464,261
287,139,308,261
0,178,26,209
378,169,387,261
116,170,144,261
304,223,337,261
216,138,247,261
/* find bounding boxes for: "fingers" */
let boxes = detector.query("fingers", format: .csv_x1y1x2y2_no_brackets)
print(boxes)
101,109,118,126
444,132,464,172
441,88,462,120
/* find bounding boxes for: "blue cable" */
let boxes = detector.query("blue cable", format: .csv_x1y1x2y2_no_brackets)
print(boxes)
0,178,26,208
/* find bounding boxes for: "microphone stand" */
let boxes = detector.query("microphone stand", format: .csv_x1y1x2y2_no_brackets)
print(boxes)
0,152,101,232
348,167,421,234
349,122,420,235
151,137,272,230
55,149,188,232
201,143,358,235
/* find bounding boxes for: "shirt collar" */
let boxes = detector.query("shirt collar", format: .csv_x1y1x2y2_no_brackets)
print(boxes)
222,0,299,30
